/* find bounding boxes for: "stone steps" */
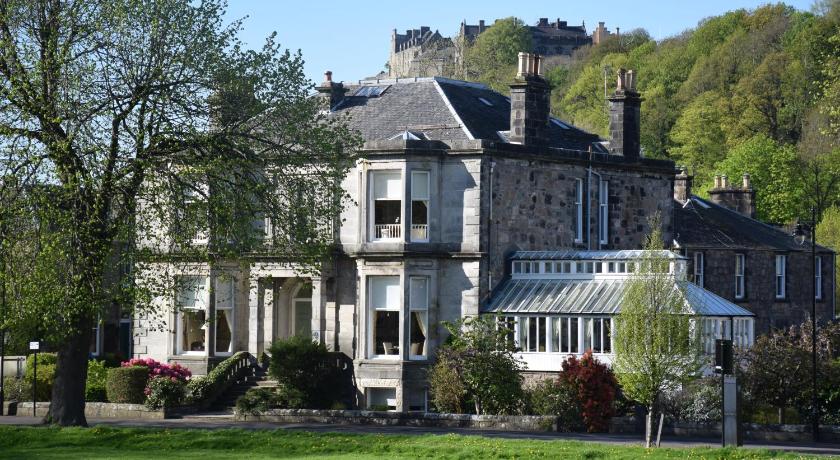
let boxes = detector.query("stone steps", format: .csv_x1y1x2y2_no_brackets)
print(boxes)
208,369,278,412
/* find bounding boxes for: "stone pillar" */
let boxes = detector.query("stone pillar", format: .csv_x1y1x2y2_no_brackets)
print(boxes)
247,275,262,355
262,280,275,352
310,277,324,344
206,269,216,358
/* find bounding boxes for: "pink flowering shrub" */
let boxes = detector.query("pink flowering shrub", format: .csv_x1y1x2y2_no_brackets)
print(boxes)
121,358,191,382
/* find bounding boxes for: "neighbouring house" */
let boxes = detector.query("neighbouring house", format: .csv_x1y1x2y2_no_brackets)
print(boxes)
132,53,780,411
673,171,836,334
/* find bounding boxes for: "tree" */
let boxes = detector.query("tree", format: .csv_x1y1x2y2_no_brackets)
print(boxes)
704,134,802,223
613,214,701,447
0,0,358,426
463,17,532,93
669,91,730,185
816,206,840,310
429,315,525,415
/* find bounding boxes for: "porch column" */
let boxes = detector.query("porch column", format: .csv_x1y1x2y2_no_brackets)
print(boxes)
206,269,216,358
262,280,275,352
310,277,324,344
247,275,262,355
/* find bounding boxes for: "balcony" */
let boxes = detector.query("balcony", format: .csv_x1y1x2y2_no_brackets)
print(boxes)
410,224,428,241
374,224,402,240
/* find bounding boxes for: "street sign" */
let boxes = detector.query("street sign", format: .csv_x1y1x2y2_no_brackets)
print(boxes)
28,341,40,351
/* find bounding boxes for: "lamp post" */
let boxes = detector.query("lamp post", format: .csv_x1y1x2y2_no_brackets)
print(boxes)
794,207,819,442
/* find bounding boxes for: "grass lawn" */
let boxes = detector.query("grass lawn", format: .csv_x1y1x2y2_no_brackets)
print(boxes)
0,426,820,459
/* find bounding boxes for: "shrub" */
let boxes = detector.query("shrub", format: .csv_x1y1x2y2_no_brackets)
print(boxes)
25,353,57,371
144,376,186,410
559,351,618,432
2,377,25,402
527,378,584,431
106,366,149,404
428,353,467,413
236,387,279,416
662,377,721,424
122,358,190,382
23,364,55,401
186,351,250,407
429,316,525,415
85,360,108,402
268,336,341,409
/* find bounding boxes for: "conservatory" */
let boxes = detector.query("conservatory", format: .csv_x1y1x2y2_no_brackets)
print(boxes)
483,250,755,372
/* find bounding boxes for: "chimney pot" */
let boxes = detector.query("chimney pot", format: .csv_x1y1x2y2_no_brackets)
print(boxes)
709,172,756,218
607,68,641,158
509,52,550,146
742,173,751,190
324,70,332,83
674,168,693,204
722,175,729,188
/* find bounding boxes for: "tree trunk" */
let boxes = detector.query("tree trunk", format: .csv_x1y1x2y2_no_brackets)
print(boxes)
48,319,93,426
645,406,653,448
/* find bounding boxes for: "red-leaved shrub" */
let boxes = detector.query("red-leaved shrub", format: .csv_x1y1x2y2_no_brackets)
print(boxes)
559,350,618,432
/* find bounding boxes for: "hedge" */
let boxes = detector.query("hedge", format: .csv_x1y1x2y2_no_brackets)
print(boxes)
186,351,250,407
106,366,149,404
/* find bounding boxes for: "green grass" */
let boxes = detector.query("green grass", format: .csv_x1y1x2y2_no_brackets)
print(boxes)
0,426,819,459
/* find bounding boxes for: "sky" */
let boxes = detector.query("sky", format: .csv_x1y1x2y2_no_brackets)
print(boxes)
223,0,816,85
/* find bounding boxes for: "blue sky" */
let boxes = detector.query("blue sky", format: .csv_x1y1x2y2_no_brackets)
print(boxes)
223,0,815,85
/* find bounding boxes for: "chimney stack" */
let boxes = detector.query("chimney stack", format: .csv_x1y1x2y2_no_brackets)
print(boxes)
315,70,346,110
709,171,756,218
607,68,642,158
509,52,550,147
674,168,693,204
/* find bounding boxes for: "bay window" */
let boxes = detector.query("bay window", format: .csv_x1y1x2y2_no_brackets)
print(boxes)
176,276,208,355
409,277,429,359
733,318,753,348
410,171,429,242
775,255,786,299
369,276,401,357
370,171,402,241
214,276,235,355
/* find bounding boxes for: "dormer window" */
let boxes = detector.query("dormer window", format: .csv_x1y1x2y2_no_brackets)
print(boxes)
370,171,402,241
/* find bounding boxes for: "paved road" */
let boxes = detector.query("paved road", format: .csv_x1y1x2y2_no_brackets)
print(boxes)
3,414,840,457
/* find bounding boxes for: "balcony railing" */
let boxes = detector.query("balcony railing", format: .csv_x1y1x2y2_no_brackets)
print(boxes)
374,224,402,240
410,224,428,241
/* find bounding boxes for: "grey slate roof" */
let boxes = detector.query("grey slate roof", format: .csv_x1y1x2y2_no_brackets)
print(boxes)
483,277,754,317
332,77,605,152
675,196,833,253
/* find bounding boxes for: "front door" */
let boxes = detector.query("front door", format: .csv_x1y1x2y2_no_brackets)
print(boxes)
293,299,312,339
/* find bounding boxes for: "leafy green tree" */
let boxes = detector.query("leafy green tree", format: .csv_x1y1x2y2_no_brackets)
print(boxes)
669,91,730,184
703,134,802,223
613,215,701,447
816,206,840,309
464,17,532,93
0,0,358,426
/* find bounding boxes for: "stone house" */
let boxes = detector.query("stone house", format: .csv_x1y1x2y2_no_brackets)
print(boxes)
133,54,755,411
673,172,836,334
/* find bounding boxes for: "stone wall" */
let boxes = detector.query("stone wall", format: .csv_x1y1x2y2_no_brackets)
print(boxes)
6,402,173,419
485,152,675,296
689,248,835,333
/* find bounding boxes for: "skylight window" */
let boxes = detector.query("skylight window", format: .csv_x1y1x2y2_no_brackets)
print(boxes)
353,85,390,97
478,97,494,107
551,118,570,130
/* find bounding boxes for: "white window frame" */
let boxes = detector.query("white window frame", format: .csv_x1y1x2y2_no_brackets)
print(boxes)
181,183,209,245
815,256,823,300
776,255,786,299
585,317,612,354
733,318,754,348
410,171,430,243
574,178,583,243
598,180,609,246
214,276,235,356
367,276,402,359
735,253,745,299
408,276,429,360
693,252,704,288
291,283,313,340
369,171,403,242
176,275,209,356
520,316,547,353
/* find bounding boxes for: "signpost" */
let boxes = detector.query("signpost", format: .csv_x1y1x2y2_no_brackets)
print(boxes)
715,339,740,447
29,341,39,417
